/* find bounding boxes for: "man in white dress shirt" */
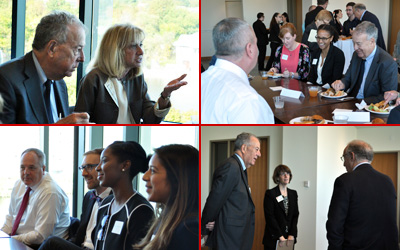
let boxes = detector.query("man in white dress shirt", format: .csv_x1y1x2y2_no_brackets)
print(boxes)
1,148,70,247
201,17,274,124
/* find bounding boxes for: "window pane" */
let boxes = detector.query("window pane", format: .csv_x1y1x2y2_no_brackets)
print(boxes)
0,0,12,64
25,0,80,106
48,127,74,215
103,126,124,148
0,127,43,225
95,0,199,123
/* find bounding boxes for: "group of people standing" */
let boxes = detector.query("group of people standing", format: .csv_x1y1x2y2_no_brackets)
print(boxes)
1,142,198,250
201,133,399,249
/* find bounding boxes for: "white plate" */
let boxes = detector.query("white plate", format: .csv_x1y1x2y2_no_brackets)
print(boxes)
364,105,394,115
289,116,327,124
267,73,284,78
320,92,348,99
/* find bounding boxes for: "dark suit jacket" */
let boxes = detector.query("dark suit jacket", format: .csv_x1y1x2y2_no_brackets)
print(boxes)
305,6,324,28
263,186,299,249
253,20,269,46
308,45,345,85
341,46,397,103
69,191,96,246
361,11,386,51
74,68,166,124
0,51,69,124
201,155,255,250
301,22,319,56
326,164,398,250
387,105,400,124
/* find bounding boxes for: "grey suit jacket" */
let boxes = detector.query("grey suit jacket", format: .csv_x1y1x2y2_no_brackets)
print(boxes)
326,164,398,250
0,51,69,124
341,46,398,103
74,68,166,124
201,155,255,250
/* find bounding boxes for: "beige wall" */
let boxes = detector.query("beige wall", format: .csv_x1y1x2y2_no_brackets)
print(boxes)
201,126,400,250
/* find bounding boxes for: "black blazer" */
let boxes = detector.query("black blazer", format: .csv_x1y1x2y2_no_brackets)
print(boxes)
361,11,386,51
75,68,166,124
253,20,269,46
201,155,255,250
269,23,281,44
302,22,319,56
304,6,324,28
387,105,400,124
263,186,299,249
0,51,69,124
326,164,398,250
308,45,345,85
341,46,398,103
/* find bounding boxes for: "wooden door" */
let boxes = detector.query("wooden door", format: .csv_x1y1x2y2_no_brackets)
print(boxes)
371,153,398,192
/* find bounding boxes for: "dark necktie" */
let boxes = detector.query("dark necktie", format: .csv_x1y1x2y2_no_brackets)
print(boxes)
244,169,248,182
44,80,54,123
11,187,32,236
349,59,366,97
90,191,103,204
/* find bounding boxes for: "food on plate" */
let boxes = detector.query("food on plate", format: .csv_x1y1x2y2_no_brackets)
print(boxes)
293,115,325,124
368,101,390,113
267,71,275,76
321,88,345,97
372,118,385,124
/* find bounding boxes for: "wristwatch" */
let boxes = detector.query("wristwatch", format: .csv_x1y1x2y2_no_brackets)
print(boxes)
160,92,170,102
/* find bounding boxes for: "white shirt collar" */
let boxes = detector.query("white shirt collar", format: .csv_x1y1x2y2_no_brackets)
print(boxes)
353,162,369,171
215,59,249,86
235,153,247,171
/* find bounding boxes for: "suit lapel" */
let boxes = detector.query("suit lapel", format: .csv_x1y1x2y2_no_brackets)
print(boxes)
104,78,119,107
23,52,48,123
363,47,379,96
232,155,254,206
273,186,286,213
53,80,69,117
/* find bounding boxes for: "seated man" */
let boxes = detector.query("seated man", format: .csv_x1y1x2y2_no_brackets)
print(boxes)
201,18,274,124
0,11,89,124
38,148,112,250
332,21,397,103
1,148,70,247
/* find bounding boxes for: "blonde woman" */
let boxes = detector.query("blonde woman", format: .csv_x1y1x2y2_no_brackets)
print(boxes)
75,24,187,124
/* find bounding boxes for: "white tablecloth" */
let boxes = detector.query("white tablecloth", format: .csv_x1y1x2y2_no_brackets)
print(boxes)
334,38,354,74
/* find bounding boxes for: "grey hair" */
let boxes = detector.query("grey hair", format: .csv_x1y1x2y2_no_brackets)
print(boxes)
345,140,374,162
212,18,254,59
21,148,46,167
32,11,86,50
353,21,378,42
354,3,367,11
234,132,258,151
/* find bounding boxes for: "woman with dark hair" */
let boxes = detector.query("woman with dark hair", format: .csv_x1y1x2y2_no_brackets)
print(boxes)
134,144,198,250
92,141,154,250
270,23,310,80
281,12,289,25
263,165,299,250
308,24,345,86
265,13,283,71
333,9,343,35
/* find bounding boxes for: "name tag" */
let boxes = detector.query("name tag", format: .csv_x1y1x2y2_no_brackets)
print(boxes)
111,221,124,235
276,195,284,202
312,59,318,65
282,54,289,60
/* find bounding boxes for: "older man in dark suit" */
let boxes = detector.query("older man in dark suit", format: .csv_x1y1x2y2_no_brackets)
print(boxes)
326,140,399,250
332,21,397,103
39,148,112,250
353,3,386,51
0,11,89,124
253,12,269,71
201,133,261,250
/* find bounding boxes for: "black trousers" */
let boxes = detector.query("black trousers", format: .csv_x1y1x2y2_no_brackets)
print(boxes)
266,42,281,71
257,43,267,71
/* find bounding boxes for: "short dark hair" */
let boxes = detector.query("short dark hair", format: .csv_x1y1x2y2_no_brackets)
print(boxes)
107,141,148,180
257,12,264,19
83,148,104,156
282,12,290,22
346,2,356,7
318,24,339,43
272,164,293,184
233,132,258,151
317,0,329,5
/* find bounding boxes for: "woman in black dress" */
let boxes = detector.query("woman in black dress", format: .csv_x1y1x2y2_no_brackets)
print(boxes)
265,12,283,71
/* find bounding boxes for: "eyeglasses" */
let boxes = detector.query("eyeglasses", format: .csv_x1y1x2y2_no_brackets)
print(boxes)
279,172,290,176
97,214,110,241
78,164,98,172
315,36,332,41
340,153,349,162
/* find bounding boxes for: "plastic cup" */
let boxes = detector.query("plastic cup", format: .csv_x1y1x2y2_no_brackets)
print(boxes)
334,115,349,124
308,86,320,98
273,96,285,109
261,71,268,80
